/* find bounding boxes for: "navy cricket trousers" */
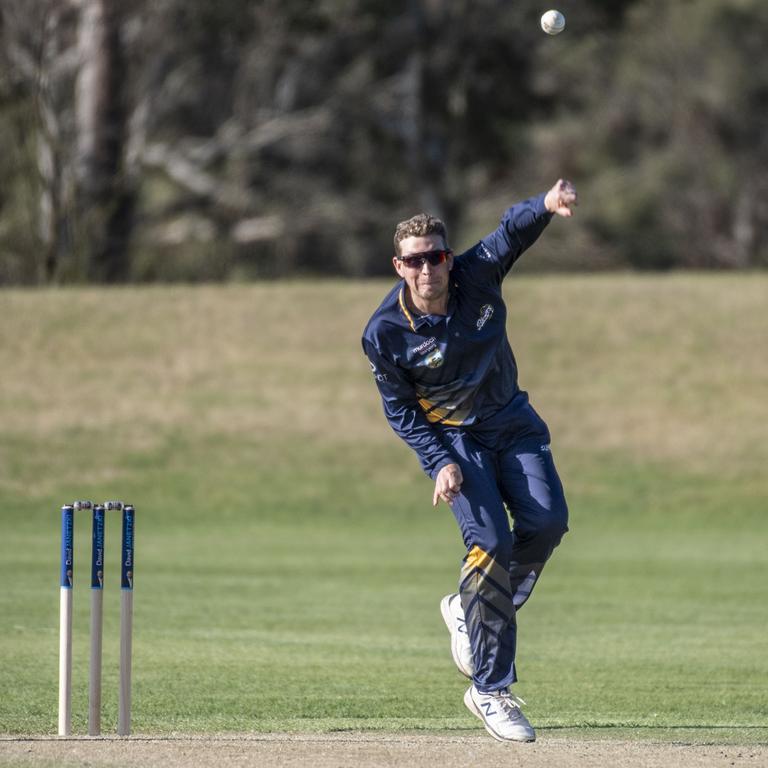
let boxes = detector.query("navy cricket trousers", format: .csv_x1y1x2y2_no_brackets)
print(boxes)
438,392,569,693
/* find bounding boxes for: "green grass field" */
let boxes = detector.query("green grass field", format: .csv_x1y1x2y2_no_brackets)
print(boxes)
0,276,766,744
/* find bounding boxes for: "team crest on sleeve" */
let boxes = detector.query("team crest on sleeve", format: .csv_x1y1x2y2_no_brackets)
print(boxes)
476,304,494,330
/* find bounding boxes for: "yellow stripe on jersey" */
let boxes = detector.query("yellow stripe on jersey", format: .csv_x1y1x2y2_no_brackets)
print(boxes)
398,286,416,332
417,397,465,426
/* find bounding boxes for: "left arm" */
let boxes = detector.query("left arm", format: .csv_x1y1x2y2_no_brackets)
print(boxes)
480,179,578,279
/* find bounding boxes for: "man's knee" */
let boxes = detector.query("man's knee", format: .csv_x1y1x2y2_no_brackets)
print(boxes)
467,527,515,569
521,502,569,548
543,503,569,544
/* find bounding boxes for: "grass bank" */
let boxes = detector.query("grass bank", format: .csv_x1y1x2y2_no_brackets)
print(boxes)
0,276,766,743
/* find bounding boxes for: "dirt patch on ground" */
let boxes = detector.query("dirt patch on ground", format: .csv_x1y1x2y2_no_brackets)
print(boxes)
1,734,766,768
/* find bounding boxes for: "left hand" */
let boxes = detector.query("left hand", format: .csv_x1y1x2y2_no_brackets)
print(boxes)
544,179,578,217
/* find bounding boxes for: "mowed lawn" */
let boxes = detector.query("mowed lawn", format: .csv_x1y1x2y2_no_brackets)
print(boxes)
0,276,766,742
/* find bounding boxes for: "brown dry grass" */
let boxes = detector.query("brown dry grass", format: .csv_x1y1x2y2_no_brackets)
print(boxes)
1,274,765,476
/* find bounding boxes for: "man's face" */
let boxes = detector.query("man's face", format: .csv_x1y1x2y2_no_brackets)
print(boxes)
393,234,454,306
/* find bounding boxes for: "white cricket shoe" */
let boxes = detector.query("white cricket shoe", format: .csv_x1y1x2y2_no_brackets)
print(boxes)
464,685,536,743
439,593,473,678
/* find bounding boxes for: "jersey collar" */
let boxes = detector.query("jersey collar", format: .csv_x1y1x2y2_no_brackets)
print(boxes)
397,282,454,331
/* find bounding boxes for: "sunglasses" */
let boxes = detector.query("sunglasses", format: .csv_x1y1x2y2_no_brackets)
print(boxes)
397,249,452,269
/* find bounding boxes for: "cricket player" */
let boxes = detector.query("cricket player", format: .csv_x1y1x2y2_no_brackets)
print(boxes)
361,180,577,742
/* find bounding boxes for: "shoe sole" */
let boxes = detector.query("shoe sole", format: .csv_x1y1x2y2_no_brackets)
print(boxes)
440,595,473,679
463,688,536,743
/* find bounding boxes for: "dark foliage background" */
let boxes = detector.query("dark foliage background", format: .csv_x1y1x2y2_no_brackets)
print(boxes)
1,0,766,282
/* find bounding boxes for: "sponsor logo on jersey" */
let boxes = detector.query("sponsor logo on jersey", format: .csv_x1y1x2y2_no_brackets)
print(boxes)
476,303,494,330
369,360,389,382
411,336,437,356
478,243,494,262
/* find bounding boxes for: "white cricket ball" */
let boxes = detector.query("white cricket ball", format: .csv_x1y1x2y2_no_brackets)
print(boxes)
541,9,566,35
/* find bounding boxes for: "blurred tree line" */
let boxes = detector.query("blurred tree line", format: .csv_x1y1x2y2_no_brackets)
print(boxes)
1,0,766,283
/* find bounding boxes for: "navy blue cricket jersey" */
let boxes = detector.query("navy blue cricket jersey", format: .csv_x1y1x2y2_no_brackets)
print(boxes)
362,193,554,476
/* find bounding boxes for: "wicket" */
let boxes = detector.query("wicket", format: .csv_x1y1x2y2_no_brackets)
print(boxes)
58,500,135,737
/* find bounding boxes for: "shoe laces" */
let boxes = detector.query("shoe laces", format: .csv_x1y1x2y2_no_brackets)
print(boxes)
494,689,527,712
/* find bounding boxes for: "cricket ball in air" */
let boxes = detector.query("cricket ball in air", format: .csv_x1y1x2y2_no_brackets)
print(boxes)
541,9,566,35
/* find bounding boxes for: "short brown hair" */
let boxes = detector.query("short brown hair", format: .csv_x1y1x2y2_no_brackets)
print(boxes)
393,213,448,256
